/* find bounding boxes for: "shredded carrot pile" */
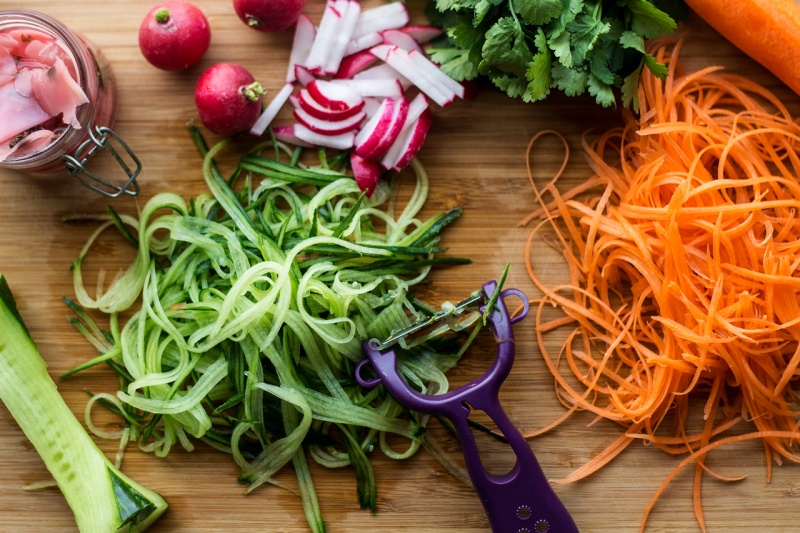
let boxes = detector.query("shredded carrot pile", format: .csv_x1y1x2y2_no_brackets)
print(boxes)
521,37,800,532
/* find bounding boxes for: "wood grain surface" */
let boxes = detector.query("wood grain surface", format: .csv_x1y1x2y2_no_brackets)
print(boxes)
2,1,800,532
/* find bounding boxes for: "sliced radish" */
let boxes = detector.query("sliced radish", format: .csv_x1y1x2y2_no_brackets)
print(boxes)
380,93,429,170
285,14,316,83
355,96,408,160
392,108,432,171
381,29,423,54
353,63,412,90
344,32,382,56
362,97,381,118
352,3,409,39
324,0,361,75
332,78,404,98
273,124,313,147
370,45,456,108
294,123,355,150
304,0,343,74
294,65,316,87
293,107,365,135
400,25,443,44
297,88,365,120
250,83,294,137
351,152,380,197
334,50,378,79
307,79,362,111
407,48,465,99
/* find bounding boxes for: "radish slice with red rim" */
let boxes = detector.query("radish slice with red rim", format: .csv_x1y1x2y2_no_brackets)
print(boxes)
350,151,381,196
370,45,456,107
344,32,382,56
380,93,429,170
334,50,378,79
353,63,412,89
272,124,313,147
407,49,465,99
294,65,316,87
250,83,294,136
285,14,316,83
391,107,432,171
399,25,443,44
293,107,365,135
297,88,365,120
304,0,342,74
351,2,409,40
355,95,408,160
381,29,423,54
307,79,362,111
323,0,361,75
331,78,404,98
294,123,355,150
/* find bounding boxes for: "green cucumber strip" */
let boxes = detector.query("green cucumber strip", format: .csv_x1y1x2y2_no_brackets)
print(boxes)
0,274,168,532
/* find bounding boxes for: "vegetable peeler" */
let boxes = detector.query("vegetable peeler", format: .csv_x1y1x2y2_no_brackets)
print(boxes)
357,280,579,533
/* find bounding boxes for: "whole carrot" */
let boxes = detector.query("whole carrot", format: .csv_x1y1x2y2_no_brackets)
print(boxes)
685,0,800,96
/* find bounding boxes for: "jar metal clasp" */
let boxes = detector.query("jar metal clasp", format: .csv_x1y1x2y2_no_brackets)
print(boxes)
62,125,141,198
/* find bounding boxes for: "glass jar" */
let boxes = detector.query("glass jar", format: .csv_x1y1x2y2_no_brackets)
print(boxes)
0,9,140,198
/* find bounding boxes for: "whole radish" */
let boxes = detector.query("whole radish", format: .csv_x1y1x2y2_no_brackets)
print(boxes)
233,0,306,32
138,1,211,71
195,63,264,137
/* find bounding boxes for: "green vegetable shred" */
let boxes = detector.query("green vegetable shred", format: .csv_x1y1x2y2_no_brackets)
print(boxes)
65,131,476,532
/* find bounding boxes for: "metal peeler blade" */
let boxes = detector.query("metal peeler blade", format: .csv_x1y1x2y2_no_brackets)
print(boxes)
357,280,580,533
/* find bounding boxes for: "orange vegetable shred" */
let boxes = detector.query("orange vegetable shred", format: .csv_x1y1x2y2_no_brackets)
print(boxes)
521,37,800,532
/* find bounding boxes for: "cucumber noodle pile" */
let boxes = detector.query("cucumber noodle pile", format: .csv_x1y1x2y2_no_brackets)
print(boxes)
64,133,473,531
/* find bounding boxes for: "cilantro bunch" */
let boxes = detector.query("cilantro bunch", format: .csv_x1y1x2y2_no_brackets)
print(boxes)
426,0,681,111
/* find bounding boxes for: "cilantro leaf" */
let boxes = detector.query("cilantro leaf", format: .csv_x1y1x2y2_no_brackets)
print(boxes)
513,0,563,26
587,73,615,108
623,0,677,39
552,63,588,97
621,64,642,112
492,73,528,98
548,30,573,68
568,2,611,65
619,30,645,53
481,17,532,77
428,48,480,81
643,53,669,80
524,28,552,101
548,0,583,39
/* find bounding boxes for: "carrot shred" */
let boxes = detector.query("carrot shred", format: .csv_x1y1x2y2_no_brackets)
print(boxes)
522,36,800,531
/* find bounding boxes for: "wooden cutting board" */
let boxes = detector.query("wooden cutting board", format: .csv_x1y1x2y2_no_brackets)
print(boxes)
2,1,800,531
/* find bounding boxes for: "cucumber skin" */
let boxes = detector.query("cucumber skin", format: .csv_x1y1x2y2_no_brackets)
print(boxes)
0,274,168,532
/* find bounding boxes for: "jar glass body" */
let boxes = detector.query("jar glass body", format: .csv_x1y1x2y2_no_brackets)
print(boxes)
0,9,118,173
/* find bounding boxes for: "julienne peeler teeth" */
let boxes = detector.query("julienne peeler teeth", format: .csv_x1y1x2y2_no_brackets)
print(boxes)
356,280,580,533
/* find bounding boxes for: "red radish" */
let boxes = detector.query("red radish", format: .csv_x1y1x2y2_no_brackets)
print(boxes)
307,80,362,111
361,97,381,118
138,1,210,71
273,124,313,147
293,107,365,135
399,25,443,44
350,152,380,197
353,63,412,90
408,49,465,98
381,29,423,54
304,1,342,74
285,14,316,83
332,78,404,98
392,107,432,171
324,0,362,75
344,32,382,56
294,65,316,87
334,50,378,79
381,93,428,169
370,45,458,107
195,63,264,136
352,3,409,39
297,89,365,120
293,124,355,150
250,82,294,136
354,96,408,160
233,0,306,32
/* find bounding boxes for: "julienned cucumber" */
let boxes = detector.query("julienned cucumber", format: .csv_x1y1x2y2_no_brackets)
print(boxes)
0,274,168,532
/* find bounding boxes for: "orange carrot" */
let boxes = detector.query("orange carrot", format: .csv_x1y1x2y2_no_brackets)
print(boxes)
686,0,800,97
521,36,800,532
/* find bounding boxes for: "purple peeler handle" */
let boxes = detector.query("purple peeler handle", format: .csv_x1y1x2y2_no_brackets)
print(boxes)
358,281,579,533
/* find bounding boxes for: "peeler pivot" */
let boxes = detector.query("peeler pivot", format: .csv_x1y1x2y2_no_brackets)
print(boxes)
358,280,579,533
